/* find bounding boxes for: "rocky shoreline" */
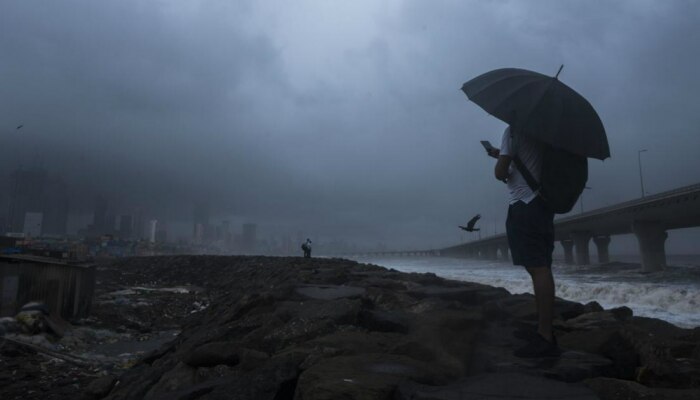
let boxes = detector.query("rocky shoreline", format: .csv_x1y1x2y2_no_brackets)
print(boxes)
2,255,700,399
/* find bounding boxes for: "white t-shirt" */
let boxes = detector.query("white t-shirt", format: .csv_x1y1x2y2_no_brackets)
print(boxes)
500,126,544,204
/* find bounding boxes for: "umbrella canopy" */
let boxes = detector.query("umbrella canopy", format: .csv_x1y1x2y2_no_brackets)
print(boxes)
461,67,610,160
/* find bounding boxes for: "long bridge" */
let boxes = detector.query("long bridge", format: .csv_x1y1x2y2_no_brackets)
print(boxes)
438,183,700,272
350,183,700,273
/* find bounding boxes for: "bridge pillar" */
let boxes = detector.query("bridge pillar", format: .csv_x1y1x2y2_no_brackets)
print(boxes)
632,221,667,272
498,244,510,261
560,239,574,265
593,236,611,264
485,245,498,260
572,231,592,265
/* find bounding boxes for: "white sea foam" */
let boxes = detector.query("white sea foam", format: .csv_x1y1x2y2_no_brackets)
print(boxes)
356,256,700,328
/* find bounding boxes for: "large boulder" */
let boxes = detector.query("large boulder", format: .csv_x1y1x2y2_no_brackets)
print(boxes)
396,372,599,400
275,298,362,325
558,328,639,379
358,309,412,333
564,308,632,331
406,284,496,305
294,284,365,301
183,341,241,368
294,353,450,400
586,377,700,400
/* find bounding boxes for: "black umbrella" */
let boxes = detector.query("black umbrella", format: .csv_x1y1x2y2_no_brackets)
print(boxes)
461,66,609,160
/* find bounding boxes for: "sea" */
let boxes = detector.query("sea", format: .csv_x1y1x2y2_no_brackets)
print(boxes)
350,255,700,329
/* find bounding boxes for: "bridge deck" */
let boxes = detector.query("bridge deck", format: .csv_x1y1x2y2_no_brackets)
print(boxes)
440,182,700,255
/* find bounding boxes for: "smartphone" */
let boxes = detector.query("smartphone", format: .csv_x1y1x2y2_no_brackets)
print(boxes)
480,140,495,151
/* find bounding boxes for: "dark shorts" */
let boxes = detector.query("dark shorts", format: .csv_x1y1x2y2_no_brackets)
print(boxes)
506,196,555,268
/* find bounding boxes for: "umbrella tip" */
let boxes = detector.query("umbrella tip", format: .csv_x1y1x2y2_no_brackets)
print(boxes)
555,64,564,79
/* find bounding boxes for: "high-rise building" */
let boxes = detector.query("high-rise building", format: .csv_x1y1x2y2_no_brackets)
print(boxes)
193,203,210,241
148,219,158,243
7,168,47,233
133,209,145,240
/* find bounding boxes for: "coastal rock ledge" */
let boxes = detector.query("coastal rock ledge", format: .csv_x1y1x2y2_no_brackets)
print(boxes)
90,256,700,399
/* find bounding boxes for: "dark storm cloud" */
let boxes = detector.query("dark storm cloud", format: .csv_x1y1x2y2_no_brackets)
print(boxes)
0,1,296,214
1,1,699,249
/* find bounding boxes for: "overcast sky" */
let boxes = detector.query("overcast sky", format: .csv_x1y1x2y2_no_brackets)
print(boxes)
1,0,699,250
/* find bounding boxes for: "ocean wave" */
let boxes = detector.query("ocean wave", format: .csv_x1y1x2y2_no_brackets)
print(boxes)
362,257,700,328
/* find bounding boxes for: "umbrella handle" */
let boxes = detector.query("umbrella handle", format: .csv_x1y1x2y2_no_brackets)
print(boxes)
555,64,564,79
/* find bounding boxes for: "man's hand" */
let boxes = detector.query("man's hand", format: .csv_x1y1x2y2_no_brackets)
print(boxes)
495,154,512,182
487,148,500,159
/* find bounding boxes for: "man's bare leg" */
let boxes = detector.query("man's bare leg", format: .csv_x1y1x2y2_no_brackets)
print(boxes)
525,266,555,342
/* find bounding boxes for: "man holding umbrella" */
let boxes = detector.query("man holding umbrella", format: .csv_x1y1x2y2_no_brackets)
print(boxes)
462,66,610,358
488,126,557,357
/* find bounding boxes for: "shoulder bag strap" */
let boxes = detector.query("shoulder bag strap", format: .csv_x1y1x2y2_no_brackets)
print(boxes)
512,155,541,193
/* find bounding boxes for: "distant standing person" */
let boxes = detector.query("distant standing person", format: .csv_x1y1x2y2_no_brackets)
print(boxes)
301,238,312,258
488,126,559,358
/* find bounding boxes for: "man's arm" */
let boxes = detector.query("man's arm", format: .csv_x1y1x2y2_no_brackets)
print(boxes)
495,155,511,182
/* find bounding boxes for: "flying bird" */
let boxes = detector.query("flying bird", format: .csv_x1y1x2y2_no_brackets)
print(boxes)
459,214,481,232
16,125,23,130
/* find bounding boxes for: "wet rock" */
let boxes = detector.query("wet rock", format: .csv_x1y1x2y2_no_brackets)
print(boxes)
556,298,587,320
143,361,198,398
277,298,362,325
356,276,408,290
363,287,416,310
565,310,628,330
295,353,449,400
474,286,511,304
237,347,270,371
492,294,538,320
248,316,336,354
358,309,412,333
84,376,117,399
302,331,399,361
186,349,304,400
294,284,366,300
543,350,616,382
618,323,700,388
492,294,587,322
396,372,599,400
106,363,173,400
183,341,240,367
583,301,605,314
608,306,633,320
629,316,689,339
586,377,700,400
407,285,482,304
558,328,639,379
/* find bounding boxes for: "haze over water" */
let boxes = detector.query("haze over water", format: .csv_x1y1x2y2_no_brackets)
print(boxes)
354,255,700,329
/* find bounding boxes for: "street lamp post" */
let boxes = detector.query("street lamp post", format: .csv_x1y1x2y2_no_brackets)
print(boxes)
638,149,648,197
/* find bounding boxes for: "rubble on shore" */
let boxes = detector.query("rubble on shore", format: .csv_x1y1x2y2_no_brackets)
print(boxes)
2,255,700,399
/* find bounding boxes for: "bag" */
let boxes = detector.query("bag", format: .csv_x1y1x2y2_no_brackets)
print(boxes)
513,145,588,214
